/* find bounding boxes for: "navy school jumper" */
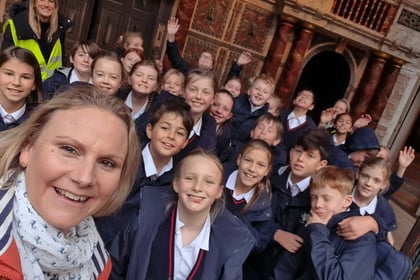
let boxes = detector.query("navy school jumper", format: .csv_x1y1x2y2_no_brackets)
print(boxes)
263,166,312,280
0,106,32,132
278,109,317,152
230,94,269,147
298,204,377,280
107,186,255,280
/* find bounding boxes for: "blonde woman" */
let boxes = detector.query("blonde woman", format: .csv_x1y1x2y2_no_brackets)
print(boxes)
0,85,140,279
2,0,73,80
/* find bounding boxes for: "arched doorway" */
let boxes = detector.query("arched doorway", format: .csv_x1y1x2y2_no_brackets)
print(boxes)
295,51,350,123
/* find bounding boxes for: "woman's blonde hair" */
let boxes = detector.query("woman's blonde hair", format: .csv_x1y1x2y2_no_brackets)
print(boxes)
28,0,59,42
0,85,140,216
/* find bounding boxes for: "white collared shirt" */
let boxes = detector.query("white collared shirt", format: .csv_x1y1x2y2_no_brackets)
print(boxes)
353,190,378,215
0,104,26,124
225,170,255,203
142,144,173,178
249,98,264,113
174,207,210,280
188,116,202,139
287,173,311,196
332,134,346,146
125,91,148,119
69,70,92,84
287,111,307,129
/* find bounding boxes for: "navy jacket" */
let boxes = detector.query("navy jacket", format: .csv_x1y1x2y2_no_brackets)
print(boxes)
230,94,269,146
299,206,377,280
279,109,317,152
108,186,255,280
0,106,32,132
42,67,72,99
263,166,311,279
166,41,243,77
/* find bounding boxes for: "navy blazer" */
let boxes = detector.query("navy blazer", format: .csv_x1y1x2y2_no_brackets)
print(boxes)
230,94,269,146
0,106,32,132
108,186,255,280
279,109,317,152
299,206,377,280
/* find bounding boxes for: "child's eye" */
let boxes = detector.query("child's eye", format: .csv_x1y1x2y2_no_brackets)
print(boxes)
374,178,382,184
22,75,33,80
205,179,215,185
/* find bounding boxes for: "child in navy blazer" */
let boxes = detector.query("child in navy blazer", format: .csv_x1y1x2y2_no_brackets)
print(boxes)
230,74,274,148
95,100,194,247
279,89,317,152
299,166,377,279
223,139,273,279
0,47,42,132
263,128,332,280
108,149,255,280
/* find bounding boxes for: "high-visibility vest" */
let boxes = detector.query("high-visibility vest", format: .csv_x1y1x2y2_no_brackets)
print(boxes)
3,19,62,80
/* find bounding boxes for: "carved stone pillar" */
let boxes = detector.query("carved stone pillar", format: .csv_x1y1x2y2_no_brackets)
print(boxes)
262,16,296,81
351,52,389,119
367,58,404,128
276,23,314,106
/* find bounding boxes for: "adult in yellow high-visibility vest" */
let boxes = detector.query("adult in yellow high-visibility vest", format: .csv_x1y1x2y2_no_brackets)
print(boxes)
1,0,73,81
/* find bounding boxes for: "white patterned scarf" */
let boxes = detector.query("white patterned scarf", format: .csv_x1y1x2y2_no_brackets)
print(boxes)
12,173,102,280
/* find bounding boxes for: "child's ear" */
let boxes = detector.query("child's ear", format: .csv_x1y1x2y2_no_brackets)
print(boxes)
343,194,352,209
308,103,315,111
172,178,180,194
69,56,74,64
180,137,189,150
316,159,328,170
145,123,153,140
273,137,281,146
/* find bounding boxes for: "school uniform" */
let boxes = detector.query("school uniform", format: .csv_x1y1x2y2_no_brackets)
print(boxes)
263,166,312,280
174,112,217,164
95,144,175,248
230,94,269,146
298,204,377,280
383,171,404,200
0,104,32,132
108,185,255,280
215,122,236,164
279,109,317,152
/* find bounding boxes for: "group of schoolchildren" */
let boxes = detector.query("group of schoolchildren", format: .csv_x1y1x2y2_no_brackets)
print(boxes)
0,14,416,280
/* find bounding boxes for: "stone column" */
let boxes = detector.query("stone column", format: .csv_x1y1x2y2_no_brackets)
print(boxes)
368,58,404,128
262,16,296,81
351,52,389,119
276,23,314,106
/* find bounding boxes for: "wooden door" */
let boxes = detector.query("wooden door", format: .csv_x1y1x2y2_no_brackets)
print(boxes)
58,0,95,64
89,0,169,57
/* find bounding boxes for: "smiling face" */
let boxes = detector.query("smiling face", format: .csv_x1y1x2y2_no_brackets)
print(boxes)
251,119,281,146
162,73,184,96
197,51,214,70
70,46,93,78
355,165,386,203
19,107,128,232
173,155,223,216
0,58,36,112
210,92,233,125
129,65,158,96
184,77,215,119
248,79,273,107
146,112,188,162
293,90,314,111
223,79,241,97
311,184,352,220
236,148,271,192
121,52,142,74
335,114,352,134
289,146,327,182
34,0,56,22
92,58,123,95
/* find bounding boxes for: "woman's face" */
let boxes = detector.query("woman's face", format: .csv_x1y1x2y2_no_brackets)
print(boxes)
92,58,123,95
0,58,36,111
19,107,128,232
34,0,56,22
